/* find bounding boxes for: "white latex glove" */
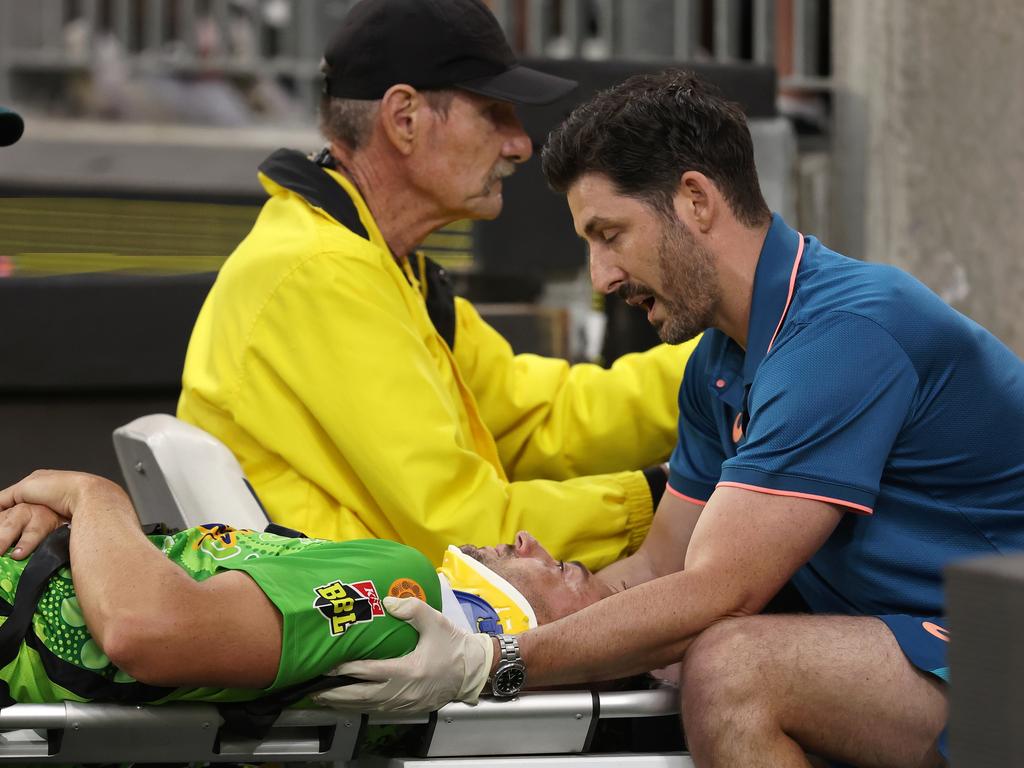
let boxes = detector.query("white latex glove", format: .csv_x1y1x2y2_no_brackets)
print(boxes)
312,595,494,712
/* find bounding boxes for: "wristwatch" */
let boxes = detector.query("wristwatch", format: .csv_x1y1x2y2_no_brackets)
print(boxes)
490,634,526,698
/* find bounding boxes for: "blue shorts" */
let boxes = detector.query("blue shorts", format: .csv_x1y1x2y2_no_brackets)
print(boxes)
877,614,949,760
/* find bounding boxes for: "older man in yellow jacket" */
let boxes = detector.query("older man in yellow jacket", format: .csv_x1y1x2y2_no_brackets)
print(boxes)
178,0,697,571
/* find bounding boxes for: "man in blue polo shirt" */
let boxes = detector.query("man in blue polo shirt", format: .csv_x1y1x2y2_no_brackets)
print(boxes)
312,71,1024,766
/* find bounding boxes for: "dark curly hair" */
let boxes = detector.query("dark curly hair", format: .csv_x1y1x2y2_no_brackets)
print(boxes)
541,70,770,227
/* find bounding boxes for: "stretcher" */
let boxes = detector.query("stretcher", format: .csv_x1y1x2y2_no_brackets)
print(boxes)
0,414,692,766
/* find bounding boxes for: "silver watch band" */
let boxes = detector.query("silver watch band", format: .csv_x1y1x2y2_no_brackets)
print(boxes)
491,634,526,698
497,634,521,663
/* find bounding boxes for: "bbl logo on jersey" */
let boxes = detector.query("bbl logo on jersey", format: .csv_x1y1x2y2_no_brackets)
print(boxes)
313,579,385,637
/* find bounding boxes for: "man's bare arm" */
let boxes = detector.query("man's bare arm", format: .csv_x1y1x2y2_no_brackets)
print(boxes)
596,491,703,591
0,471,282,689
517,485,844,685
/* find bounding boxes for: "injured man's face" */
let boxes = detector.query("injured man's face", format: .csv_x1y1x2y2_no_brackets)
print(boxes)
459,531,613,624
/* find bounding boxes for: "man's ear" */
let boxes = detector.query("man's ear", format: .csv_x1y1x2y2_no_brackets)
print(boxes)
379,84,424,156
674,171,717,234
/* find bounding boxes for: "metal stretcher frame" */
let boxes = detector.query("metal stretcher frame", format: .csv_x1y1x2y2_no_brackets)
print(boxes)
0,688,690,765
0,415,691,765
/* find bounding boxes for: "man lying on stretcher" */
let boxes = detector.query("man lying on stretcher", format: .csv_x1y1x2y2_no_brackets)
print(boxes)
0,470,611,707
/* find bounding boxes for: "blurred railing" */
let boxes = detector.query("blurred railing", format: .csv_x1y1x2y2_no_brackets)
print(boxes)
0,0,355,112
497,0,829,89
0,0,830,111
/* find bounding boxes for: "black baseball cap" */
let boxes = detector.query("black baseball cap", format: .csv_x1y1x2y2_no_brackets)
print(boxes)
323,0,577,105
0,106,24,147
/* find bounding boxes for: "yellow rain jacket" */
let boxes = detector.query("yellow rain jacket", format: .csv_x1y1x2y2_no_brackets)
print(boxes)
179,150,697,570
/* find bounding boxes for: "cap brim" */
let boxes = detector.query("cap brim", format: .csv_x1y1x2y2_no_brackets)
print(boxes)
458,64,577,106
0,108,24,147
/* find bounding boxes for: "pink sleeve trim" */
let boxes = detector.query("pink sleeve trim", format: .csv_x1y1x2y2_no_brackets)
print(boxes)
666,485,708,506
716,481,874,515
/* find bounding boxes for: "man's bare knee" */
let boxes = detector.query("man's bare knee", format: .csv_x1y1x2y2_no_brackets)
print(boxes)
681,617,796,764
680,618,770,727
682,616,767,692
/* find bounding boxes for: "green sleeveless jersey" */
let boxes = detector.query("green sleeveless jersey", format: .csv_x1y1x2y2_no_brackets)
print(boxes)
0,525,440,704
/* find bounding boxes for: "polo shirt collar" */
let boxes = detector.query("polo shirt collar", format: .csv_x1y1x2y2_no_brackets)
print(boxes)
741,213,805,384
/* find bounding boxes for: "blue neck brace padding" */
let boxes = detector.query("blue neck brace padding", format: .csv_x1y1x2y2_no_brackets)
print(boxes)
454,590,503,636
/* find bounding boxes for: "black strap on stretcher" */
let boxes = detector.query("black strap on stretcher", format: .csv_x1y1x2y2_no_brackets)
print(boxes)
0,525,72,672
0,524,72,707
0,523,362,740
217,672,362,739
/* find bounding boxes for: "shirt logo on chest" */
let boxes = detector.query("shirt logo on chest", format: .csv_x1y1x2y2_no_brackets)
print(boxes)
732,412,745,444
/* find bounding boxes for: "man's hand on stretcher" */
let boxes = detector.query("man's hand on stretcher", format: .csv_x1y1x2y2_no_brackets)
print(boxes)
0,469,79,558
0,470,124,559
314,595,494,712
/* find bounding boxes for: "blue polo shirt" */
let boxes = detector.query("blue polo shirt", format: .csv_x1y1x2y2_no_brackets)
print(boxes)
668,214,1024,616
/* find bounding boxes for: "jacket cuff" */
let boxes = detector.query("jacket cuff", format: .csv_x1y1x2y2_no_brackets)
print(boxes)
623,470,655,554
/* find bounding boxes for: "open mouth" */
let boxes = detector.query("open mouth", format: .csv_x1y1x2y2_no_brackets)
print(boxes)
621,288,659,322
629,295,656,320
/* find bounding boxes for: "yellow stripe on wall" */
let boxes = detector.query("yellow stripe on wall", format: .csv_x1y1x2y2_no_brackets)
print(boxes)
0,197,476,276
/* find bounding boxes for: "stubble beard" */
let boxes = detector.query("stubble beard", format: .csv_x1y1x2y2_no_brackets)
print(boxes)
653,216,720,345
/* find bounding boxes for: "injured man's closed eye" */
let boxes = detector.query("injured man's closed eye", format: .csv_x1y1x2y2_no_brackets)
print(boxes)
0,470,614,710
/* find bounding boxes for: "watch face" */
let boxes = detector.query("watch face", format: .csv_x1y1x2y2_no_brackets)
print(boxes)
494,664,526,696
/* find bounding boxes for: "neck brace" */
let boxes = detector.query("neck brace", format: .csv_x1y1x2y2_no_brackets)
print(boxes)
436,545,537,635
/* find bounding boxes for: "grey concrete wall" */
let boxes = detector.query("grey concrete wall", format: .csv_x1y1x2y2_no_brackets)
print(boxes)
1,118,320,196
831,1,1024,355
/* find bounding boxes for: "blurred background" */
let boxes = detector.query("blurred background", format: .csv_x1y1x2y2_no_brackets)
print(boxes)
0,0,1022,483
